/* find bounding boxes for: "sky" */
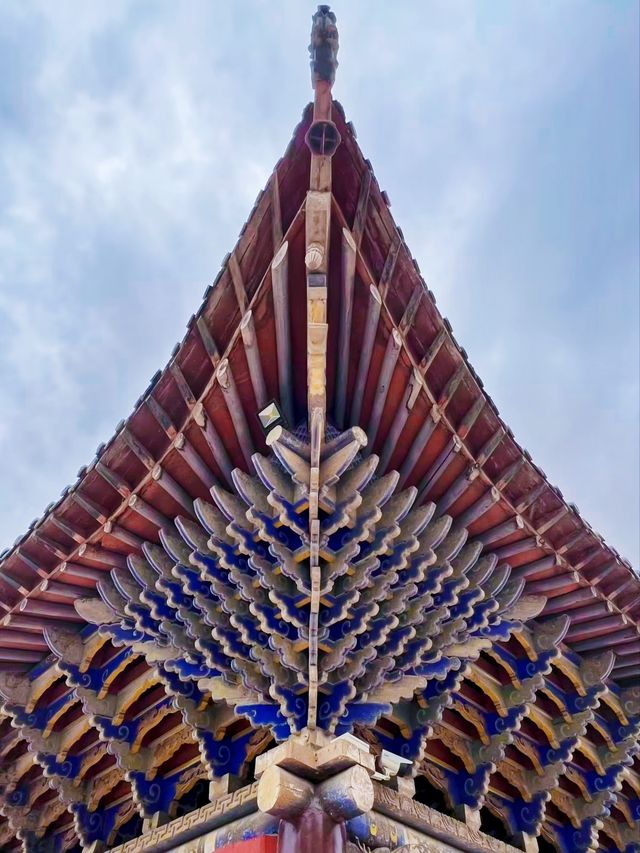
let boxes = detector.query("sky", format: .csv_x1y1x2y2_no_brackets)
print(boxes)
0,0,638,567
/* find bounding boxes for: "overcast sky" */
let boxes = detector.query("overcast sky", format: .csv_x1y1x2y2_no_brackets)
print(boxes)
0,1,638,567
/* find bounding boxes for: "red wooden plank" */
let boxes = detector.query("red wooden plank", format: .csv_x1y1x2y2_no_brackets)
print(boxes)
219,837,278,853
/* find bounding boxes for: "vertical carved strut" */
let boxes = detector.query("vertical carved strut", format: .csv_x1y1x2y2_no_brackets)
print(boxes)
305,4,339,730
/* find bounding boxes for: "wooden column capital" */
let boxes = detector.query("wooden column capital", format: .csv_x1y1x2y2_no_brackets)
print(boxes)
257,766,314,818
256,733,378,853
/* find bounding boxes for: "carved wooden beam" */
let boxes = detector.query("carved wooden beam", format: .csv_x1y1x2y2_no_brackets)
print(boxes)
379,369,421,473
169,360,196,409
101,523,144,553
95,460,133,499
228,250,248,315
195,315,220,367
216,358,254,470
146,396,177,441
419,327,447,374
436,465,480,517
416,435,464,502
397,404,440,489
150,465,195,517
334,228,357,429
193,404,233,484
351,169,371,250
366,328,402,449
271,242,294,427
127,494,171,531
121,427,155,471
350,285,381,427
240,310,268,411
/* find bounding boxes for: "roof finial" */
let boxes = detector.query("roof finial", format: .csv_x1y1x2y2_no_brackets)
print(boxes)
309,5,339,89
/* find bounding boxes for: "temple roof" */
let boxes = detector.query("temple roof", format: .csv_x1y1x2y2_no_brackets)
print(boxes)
0,7,637,853
0,84,637,686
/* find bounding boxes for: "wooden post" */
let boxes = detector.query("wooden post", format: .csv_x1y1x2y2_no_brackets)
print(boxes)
473,515,524,547
0,649,41,663
416,435,463,502
350,284,381,426
458,395,486,438
169,360,196,408
438,363,465,409
542,586,598,614
271,242,294,426
305,188,331,730
38,579,91,601
77,545,128,569
526,572,581,596
352,169,371,249
151,465,195,517
436,465,479,516
229,250,248,314
573,628,637,652
456,803,482,832
271,172,283,250
511,555,560,581
492,536,539,561
5,613,85,633
420,327,447,372
512,832,539,853
59,561,109,583
476,427,505,467
366,328,402,450
174,431,217,490
240,310,268,411
216,358,254,470
379,369,421,472
193,403,234,486
146,396,177,440
102,522,144,551
565,615,630,643
95,461,132,498
18,599,84,621
562,601,614,624
397,404,440,488
142,811,170,833
127,494,171,530
334,227,356,428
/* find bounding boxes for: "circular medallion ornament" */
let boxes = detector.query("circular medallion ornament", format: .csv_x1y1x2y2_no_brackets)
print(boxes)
305,120,341,156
